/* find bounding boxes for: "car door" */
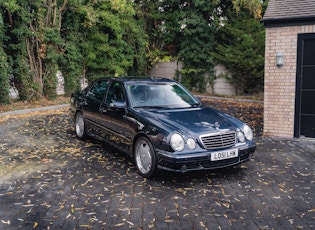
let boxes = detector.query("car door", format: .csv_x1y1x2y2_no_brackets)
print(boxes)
80,79,109,131
98,81,134,149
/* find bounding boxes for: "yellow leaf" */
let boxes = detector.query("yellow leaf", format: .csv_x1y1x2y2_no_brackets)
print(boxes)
223,202,230,208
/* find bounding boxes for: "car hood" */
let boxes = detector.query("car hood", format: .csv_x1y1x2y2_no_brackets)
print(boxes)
138,107,241,136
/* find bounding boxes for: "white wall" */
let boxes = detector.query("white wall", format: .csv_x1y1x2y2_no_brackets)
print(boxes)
56,71,65,95
213,65,236,96
149,62,236,96
149,61,183,79
9,63,236,99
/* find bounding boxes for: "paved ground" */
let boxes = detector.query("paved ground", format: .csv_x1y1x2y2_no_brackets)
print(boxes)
0,105,314,229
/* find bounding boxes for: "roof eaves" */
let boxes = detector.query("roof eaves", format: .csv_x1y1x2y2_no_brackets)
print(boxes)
261,16,315,28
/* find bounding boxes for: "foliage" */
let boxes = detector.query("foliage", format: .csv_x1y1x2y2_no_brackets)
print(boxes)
0,52,10,104
154,0,221,91
213,5,265,94
133,0,167,66
0,0,64,100
0,0,267,103
0,10,10,104
147,0,265,91
74,0,147,82
59,2,85,95
0,0,28,99
0,0,148,102
232,0,264,18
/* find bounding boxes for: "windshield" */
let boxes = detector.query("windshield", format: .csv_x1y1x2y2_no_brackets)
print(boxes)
127,82,200,108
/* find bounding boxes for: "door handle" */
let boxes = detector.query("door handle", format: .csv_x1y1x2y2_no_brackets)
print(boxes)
100,107,107,113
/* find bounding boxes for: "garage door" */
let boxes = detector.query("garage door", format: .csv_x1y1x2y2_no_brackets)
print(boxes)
295,33,315,138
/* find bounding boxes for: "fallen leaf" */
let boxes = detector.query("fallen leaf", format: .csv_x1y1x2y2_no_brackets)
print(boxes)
1,220,10,225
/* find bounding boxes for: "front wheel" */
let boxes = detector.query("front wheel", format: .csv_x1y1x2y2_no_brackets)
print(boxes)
134,137,157,178
75,112,87,140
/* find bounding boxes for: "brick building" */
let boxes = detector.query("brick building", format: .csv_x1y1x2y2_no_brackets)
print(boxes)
262,0,315,138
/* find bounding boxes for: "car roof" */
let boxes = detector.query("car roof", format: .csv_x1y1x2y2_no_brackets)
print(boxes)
98,77,177,84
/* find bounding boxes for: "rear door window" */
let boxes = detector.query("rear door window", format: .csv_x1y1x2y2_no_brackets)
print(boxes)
86,79,109,102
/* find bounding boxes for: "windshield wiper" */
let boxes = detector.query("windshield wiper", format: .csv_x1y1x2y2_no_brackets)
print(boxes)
133,105,168,109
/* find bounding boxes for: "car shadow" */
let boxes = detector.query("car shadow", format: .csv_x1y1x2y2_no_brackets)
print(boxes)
153,165,248,182
77,133,251,185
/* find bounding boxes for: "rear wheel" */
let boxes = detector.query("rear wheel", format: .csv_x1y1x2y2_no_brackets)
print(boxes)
75,112,87,140
134,137,157,178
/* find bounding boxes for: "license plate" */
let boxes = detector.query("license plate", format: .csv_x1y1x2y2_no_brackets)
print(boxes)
211,149,238,161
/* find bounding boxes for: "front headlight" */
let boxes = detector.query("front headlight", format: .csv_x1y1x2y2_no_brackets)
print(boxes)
187,138,196,150
170,133,185,151
244,125,253,141
237,130,245,142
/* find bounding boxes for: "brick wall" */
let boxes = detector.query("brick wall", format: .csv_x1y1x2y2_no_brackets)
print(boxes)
264,25,315,138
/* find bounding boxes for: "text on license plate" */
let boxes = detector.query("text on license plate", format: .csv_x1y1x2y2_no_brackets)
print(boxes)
211,149,238,161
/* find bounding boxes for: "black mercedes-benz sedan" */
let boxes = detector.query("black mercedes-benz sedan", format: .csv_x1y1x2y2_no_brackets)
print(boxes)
70,77,256,178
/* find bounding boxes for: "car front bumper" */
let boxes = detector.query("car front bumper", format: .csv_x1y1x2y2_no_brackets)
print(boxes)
155,143,256,173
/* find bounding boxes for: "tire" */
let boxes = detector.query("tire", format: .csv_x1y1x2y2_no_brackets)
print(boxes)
75,111,87,140
134,137,157,178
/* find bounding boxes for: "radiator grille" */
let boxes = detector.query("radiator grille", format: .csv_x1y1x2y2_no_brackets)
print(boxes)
200,131,236,150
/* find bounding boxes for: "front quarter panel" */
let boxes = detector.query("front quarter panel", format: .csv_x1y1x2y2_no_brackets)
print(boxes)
128,109,174,154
